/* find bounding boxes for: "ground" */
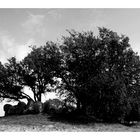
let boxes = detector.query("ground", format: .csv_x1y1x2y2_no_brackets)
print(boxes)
0,114,140,131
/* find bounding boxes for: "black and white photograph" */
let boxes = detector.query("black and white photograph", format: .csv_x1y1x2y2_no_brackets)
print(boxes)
1,2,140,133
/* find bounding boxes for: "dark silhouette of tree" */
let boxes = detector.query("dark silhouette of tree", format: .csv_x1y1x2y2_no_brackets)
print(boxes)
0,57,32,102
58,30,103,111
58,28,140,121
18,42,62,102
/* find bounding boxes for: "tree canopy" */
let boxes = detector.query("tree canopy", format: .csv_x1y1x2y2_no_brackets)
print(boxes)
58,28,140,121
0,27,140,122
18,42,62,102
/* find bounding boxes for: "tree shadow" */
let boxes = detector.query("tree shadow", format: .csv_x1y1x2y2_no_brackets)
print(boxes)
46,111,100,125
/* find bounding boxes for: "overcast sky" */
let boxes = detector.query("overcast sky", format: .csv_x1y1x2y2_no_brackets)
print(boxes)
0,9,140,63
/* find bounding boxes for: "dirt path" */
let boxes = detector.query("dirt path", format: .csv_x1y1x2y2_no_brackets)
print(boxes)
0,114,140,131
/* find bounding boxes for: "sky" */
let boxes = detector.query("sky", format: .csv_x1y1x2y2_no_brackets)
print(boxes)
1,8,140,116
0,9,140,63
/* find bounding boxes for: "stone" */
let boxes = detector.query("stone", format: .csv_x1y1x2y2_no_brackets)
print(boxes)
3,104,12,116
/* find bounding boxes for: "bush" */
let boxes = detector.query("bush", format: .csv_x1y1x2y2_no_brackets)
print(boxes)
43,99,65,115
43,99,76,116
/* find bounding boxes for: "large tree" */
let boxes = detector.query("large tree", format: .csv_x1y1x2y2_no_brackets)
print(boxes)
58,28,140,121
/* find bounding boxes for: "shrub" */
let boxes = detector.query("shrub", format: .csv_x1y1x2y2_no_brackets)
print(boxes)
43,99,76,115
43,99,65,115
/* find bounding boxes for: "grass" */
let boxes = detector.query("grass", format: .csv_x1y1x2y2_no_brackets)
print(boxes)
0,114,140,131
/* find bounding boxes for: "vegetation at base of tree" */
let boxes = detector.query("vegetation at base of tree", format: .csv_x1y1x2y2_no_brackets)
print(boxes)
1,27,140,124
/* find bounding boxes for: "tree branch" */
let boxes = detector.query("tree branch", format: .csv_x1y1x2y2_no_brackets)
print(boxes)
20,91,34,101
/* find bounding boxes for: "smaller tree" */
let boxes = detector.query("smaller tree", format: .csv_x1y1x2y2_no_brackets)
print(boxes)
19,42,63,102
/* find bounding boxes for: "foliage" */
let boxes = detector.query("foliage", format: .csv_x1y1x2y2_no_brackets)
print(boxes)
18,42,62,102
0,57,32,102
43,99,65,114
1,27,140,122
59,28,140,121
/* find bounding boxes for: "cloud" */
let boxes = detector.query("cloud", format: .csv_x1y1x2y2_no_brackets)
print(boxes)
47,10,62,21
22,13,46,37
21,11,62,42
0,33,35,63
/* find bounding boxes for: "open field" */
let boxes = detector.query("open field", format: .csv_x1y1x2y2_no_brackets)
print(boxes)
0,114,140,131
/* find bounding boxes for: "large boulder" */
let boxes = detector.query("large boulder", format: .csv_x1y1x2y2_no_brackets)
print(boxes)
24,100,43,114
23,99,34,114
15,102,27,115
4,102,27,116
33,101,44,114
8,105,16,115
4,100,44,116
43,101,50,113
27,100,34,110
18,101,27,109
3,104,12,116
4,105,17,116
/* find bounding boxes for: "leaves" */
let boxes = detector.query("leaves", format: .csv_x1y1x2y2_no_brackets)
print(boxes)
0,27,140,122
19,42,62,101
59,28,140,121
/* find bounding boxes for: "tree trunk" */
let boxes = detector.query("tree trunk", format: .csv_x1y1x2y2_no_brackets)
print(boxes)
37,93,42,102
77,99,81,111
81,104,87,115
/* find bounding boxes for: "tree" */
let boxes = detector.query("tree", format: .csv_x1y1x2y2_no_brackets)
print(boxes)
94,28,140,121
0,57,32,102
0,27,140,122
18,42,62,102
58,30,103,111
58,28,140,121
